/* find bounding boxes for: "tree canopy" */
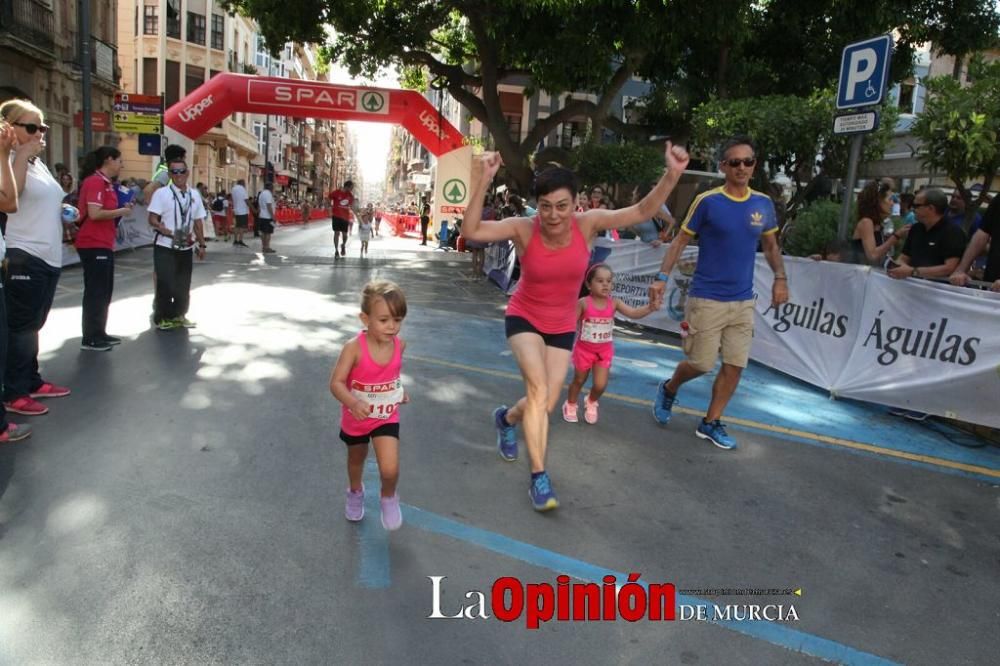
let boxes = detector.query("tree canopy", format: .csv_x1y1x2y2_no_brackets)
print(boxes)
221,0,1000,192
911,56,1000,218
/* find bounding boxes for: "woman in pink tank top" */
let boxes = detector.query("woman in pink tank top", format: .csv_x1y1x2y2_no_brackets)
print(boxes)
461,143,690,512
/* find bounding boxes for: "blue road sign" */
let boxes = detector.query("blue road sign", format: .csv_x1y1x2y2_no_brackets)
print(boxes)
836,35,893,110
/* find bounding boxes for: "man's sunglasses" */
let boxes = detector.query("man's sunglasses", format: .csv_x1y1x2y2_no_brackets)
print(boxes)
724,158,756,168
169,168,188,175
13,122,49,135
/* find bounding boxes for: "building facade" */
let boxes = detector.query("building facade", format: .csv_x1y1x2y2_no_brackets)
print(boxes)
1,0,119,172
116,0,259,191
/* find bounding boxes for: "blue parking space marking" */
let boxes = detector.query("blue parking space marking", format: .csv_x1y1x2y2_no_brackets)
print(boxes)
402,503,901,666
357,459,391,588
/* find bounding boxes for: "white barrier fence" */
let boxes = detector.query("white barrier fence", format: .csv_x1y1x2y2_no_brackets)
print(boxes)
598,238,1000,428
61,204,157,266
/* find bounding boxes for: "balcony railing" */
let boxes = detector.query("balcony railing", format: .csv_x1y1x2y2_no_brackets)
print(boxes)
0,0,55,58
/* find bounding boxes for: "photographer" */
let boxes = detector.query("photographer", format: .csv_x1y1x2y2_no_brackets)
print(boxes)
147,158,207,330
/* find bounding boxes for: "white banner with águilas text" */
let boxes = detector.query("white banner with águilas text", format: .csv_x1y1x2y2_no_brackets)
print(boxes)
833,271,1000,426
594,239,1000,427
751,256,868,391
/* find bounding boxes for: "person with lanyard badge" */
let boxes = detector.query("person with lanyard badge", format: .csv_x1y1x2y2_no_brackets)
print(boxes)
0,99,73,419
147,158,207,330
76,146,134,352
143,144,186,201
0,115,32,441
463,142,690,512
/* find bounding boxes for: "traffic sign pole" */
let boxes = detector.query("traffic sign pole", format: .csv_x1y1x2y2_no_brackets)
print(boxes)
838,134,864,241
834,34,893,240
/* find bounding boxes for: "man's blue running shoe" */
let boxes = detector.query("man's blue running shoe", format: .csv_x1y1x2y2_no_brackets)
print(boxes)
493,406,518,461
695,419,738,450
652,380,677,425
529,472,559,512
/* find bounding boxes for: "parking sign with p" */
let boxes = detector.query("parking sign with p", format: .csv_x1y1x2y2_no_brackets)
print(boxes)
836,35,893,110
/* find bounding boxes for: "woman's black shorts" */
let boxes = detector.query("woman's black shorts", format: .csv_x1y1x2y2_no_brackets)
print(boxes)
505,316,575,351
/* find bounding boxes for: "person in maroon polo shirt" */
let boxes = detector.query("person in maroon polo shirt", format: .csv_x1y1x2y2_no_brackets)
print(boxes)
76,146,134,352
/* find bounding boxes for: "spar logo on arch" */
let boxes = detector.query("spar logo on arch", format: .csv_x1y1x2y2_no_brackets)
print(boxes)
360,91,386,113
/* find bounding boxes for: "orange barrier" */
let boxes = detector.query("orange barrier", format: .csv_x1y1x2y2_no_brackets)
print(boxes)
265,205,332,225
376,211,420,236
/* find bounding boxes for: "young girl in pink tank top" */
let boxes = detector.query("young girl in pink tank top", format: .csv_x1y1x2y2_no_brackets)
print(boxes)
329,281,409,530
562,264,656,424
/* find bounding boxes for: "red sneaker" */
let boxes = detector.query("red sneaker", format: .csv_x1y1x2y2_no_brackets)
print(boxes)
0,422,32,442
4,396,49,416
30,382,71,399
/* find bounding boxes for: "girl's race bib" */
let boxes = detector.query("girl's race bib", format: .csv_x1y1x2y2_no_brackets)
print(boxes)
350,378,404,420
580,317,614,343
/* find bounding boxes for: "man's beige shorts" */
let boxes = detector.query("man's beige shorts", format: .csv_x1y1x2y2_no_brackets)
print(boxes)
682,297,755,370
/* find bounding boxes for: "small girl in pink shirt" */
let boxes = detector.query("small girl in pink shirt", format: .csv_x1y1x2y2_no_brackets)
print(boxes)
330,280,409,530
562,263,656,424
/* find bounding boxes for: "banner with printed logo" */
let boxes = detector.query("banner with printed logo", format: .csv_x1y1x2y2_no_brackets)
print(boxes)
833,271,1000,426
62,204,160,266
594,237,695,334
751,257,868,390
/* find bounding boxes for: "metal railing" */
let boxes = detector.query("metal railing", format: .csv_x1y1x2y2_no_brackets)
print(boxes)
0,0,55,56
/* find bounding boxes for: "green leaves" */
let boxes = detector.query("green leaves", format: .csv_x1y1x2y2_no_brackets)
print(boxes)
782,200,842,258
569,143,664,189
911,56,1000,201
689,91,898,212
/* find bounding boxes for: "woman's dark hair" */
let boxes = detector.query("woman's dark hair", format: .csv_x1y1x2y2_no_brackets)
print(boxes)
80,146,121,180
533,166,579,199
585,262,613,286
856,178,893,223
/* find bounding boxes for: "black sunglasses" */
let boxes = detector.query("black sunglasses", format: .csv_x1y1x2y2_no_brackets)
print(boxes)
13,122,49,135
169,168,188,175
724,158,756,168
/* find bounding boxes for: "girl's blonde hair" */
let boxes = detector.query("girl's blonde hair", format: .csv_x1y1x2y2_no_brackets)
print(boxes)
361,280,407,317
0,99,45,125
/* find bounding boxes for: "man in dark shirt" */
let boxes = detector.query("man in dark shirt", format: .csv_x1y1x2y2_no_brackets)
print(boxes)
950,193,1000,292
888,188,966,280
945,189,983,233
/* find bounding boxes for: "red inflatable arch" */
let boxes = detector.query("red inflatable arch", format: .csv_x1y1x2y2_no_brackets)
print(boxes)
164,73,464,156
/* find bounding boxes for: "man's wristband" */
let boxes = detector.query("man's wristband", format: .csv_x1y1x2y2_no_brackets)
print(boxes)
774,274,787,281
655,271,670,282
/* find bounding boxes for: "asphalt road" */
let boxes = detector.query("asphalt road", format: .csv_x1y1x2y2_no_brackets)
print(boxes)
1,221,997,665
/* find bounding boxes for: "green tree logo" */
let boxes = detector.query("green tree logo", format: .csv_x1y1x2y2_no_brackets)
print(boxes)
361,92,385,112
443,179,467,204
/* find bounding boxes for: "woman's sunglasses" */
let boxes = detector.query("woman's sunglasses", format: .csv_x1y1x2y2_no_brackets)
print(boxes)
724,158,756,168
13,122,49,135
